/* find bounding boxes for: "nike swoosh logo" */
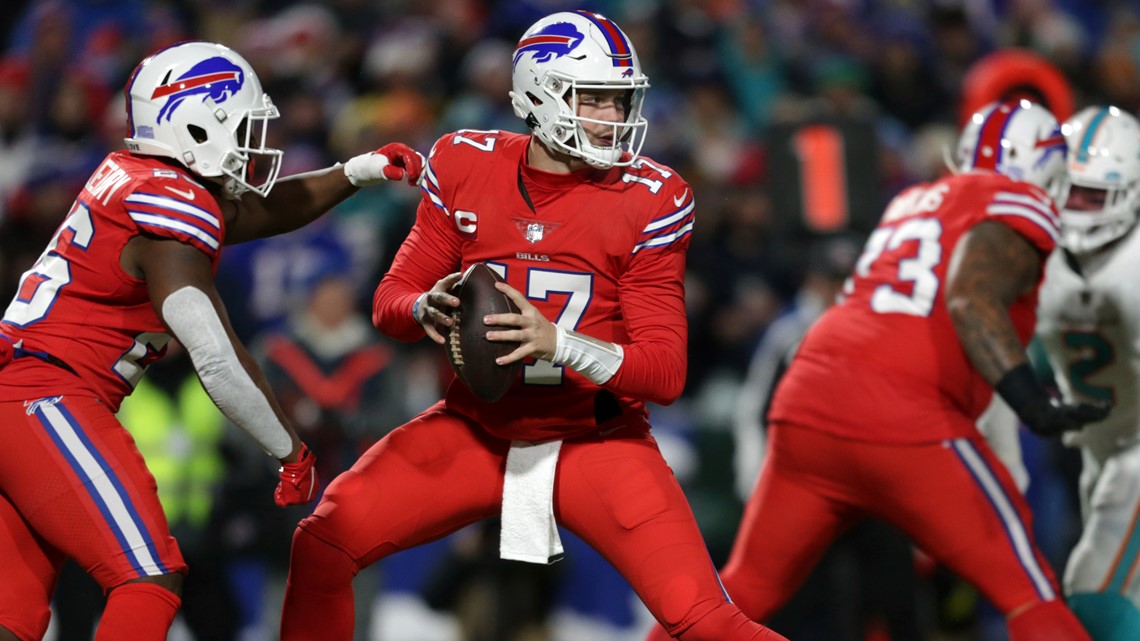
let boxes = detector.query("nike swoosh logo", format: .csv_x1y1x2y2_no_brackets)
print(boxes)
164,186,195,201
598,424,626,436
673,188,689,207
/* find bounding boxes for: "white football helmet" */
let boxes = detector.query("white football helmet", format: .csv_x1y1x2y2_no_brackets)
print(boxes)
124,41,282,198
1059,106,1140,254
510,11,649,169
956,99,1069,205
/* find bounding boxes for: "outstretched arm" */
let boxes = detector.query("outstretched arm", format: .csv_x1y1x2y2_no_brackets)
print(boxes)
221,143,425,244
126,235,317,504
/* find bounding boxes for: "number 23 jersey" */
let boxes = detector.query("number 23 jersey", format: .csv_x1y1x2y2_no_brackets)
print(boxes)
373,130,694,443
769,172,1060,443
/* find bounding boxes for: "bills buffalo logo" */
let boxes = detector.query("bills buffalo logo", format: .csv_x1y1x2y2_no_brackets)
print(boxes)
513,22,584,67
151,57,244,123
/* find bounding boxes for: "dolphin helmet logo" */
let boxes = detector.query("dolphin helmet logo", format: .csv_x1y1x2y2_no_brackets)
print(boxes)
151,56,245,123
513,22,584,68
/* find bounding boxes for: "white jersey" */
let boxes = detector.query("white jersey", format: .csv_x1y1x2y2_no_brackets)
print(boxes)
1037,228,1140,463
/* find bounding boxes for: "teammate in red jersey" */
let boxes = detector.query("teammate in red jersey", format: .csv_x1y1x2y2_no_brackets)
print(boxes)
0,41,423,641
643,100,1109,641
280,11,785,641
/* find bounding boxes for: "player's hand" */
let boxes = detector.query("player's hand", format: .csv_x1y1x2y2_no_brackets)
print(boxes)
415,272,463,345
343,143,426,186
274,444,319,506
485,281,557,363
1019,398,1110,437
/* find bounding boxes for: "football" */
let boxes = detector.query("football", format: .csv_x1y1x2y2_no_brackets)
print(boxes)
446,263,522,402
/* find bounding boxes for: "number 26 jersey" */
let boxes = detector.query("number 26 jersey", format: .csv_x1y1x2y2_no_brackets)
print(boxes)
0,151,224,410
769,172,1059,443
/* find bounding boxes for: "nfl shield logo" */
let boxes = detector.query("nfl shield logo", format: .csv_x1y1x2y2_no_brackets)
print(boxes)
526,222,544,243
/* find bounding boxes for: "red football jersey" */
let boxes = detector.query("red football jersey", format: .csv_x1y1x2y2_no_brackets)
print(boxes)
0,151,224,410
373,131,694,442
769,172,1059,443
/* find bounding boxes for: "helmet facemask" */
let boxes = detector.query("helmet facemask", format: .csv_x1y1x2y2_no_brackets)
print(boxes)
218,97,282,198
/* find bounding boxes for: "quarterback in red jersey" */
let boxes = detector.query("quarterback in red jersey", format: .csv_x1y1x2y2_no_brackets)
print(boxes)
281,11,785,641
645,100,1109,641
0,41,422,641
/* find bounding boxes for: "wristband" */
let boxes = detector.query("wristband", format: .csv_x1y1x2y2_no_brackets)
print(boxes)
994,363,1051,416
551,325,624,385
412,293,427,322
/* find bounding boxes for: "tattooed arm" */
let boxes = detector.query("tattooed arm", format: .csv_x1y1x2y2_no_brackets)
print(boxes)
946,220,1110,434
944,221,1041,384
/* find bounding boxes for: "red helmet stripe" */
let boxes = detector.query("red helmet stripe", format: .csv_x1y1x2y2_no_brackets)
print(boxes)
575,11,633,67
973,102,1021,171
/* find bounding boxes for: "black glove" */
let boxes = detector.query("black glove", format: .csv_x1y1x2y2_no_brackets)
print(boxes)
1016,397,1111,436
996,363,1111,436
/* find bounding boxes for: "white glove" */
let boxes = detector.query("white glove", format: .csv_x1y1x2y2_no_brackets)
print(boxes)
343,142,426,187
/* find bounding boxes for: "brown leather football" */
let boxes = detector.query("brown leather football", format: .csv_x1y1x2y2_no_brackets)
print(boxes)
446,263,522,402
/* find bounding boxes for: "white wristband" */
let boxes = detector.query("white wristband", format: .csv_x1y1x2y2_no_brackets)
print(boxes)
551,325,624,385
342,152,392,187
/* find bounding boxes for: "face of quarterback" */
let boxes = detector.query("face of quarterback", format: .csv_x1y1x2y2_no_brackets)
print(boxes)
574,89,628,147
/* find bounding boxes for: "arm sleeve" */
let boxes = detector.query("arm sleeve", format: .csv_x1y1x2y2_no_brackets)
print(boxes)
371,198,463,341
602,246,688,405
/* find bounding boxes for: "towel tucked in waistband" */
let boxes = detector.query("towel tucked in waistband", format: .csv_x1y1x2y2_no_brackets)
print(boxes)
500,440,564,564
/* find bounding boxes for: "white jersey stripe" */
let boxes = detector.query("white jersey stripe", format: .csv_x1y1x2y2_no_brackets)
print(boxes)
986,205,1060,240
643,202,695,234
632,221,695,253
37,402,167,577
951,438,1056,600
126,193,220,229
420,163,448,213
424,162,442,192
992,192,1057,221
129,212,221,250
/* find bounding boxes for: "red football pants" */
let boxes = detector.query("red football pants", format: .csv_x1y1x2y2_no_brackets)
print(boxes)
726,423,1059,619
282,404,781,641
0,396,184,641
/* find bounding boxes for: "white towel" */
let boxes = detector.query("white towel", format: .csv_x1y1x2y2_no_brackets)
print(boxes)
500,440,564,564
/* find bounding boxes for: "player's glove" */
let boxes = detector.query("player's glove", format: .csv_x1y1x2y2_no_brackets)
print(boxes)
343,143,426,187
274,444,319,506
996,363,1111,436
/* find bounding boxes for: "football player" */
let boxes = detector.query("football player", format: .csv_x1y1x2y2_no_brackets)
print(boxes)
0,41,423,641
1035,105,1140,640
646,99,1107,641
280,11,786,641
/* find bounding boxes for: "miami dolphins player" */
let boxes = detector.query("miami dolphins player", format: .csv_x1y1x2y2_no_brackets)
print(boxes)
1036,105,1140,640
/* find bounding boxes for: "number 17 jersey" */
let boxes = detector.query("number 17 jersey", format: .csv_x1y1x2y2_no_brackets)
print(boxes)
769,172,1060,443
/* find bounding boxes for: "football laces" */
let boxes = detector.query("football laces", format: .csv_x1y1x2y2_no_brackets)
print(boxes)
448,309,464,366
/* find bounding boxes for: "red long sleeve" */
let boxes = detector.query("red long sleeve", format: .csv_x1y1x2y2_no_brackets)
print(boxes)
603,247,688,405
